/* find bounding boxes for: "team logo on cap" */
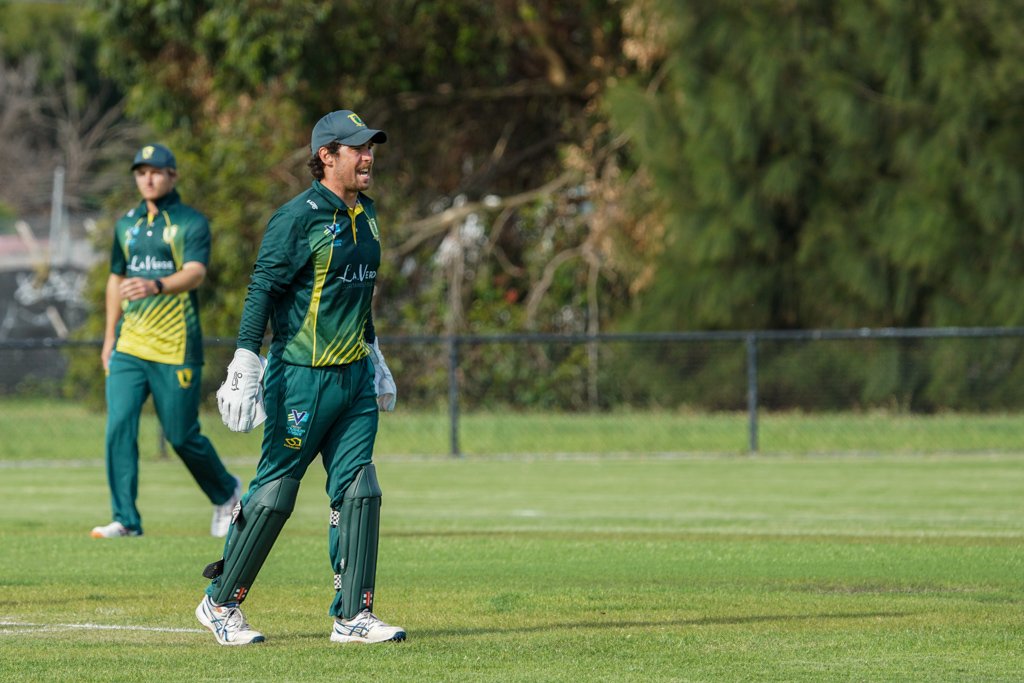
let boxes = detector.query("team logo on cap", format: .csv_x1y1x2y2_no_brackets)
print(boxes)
348,113,366,127
141,145,156,160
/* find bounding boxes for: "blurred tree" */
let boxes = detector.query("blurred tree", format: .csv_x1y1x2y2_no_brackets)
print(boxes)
0,2,137,217
607,0,1024,331
81,0,636,343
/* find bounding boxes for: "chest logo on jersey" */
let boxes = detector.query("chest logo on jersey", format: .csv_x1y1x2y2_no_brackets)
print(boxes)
163,224,178,243
336,264,377,283
368,218,379,241
323,223,342,237
128,255,175,273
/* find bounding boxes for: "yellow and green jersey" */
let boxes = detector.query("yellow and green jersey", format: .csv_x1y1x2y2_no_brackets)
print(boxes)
236,180,380,366
110,189,211,365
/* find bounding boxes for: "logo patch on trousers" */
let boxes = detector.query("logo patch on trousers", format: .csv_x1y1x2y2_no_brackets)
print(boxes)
284,437,303,450
176,368,193,389
287,409,309,438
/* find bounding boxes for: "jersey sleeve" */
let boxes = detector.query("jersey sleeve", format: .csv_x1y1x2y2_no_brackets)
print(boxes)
235,209,310,354
110,227,127,276
182,213,212,266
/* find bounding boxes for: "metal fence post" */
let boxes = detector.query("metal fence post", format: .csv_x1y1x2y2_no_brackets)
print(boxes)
447,335,461,458
746,333,759,453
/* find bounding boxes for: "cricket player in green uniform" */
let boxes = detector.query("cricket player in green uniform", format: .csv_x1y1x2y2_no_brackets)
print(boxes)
196,111,405,646
91,144,241,539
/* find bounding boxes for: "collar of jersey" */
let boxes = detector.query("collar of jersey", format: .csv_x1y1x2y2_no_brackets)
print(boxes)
311,180,373,212
134,188,181,215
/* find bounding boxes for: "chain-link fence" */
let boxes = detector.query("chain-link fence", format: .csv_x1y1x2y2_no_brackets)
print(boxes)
3,327,1024,457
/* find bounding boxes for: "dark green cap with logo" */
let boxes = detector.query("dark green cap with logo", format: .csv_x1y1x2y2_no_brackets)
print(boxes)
131,144,177,170
310,110,387,154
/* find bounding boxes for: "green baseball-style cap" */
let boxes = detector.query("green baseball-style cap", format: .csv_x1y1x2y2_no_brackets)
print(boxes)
131,143,177,170
310,110,387,154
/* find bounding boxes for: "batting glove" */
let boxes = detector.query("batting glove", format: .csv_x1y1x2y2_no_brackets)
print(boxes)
368,338,397,412
217,348,267,432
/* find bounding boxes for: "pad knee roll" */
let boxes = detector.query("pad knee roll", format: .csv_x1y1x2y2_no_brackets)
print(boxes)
206,477,299,604
330,464,382,619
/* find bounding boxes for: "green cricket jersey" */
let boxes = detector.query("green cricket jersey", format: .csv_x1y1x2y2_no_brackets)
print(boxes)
236,180,380,366
110,189,211,366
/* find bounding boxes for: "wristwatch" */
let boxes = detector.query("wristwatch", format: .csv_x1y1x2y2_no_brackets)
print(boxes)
154,279,164,294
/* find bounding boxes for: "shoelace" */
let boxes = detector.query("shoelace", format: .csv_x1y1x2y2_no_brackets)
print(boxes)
221,605,252,632
349,610,376,626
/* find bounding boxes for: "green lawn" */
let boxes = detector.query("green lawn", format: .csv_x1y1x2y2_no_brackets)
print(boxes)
1,451,1022,681
4,398,1024,458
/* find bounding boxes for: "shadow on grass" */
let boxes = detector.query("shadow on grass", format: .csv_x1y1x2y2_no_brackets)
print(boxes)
275,610,914,642
419,610,914,637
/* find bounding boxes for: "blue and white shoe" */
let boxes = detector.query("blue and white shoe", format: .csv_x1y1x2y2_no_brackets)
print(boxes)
196,595,265,646
330,610,406,644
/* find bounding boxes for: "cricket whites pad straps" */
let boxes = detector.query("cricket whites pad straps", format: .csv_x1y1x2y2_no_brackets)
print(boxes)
205,477,300,605
330,464,382,619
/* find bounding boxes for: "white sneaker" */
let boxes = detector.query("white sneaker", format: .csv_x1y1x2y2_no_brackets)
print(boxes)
90,521,141,538
211,477,242,537
195,595,265,646
330,610,406,644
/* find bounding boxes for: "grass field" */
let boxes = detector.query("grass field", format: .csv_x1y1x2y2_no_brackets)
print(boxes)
1,402,1023,681
4,398,1024,457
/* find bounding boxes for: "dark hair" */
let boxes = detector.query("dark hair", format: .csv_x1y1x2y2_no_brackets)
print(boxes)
307,141,343,180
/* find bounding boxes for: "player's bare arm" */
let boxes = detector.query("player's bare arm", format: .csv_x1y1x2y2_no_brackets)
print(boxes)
102,273,124,370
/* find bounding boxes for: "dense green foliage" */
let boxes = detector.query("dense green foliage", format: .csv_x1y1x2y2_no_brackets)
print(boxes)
600,0,1024,411
79,0,627,339
6,1,1024,412
608,0,1024,332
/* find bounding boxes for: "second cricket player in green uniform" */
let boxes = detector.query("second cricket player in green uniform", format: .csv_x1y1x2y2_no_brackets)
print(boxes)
196,110,405,646
92,143,241,540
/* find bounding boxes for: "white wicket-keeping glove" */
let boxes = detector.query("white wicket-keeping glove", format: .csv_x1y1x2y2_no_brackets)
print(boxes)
216,349,267,432
368,338,397,412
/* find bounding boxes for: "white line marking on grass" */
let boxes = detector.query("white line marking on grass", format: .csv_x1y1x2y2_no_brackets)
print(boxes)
0,460,103,469
0,619,204,635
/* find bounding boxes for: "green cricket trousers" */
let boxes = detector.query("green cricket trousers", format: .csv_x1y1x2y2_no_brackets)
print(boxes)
206,355,379,615
105,350,236,533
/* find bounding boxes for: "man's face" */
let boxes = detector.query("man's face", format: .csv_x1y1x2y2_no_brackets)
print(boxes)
133,165,176,202
327,143,375,195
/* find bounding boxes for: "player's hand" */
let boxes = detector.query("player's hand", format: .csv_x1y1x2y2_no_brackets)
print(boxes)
119,276,159,301
217,349,267,432
101,337,115,373
368,339,397,412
